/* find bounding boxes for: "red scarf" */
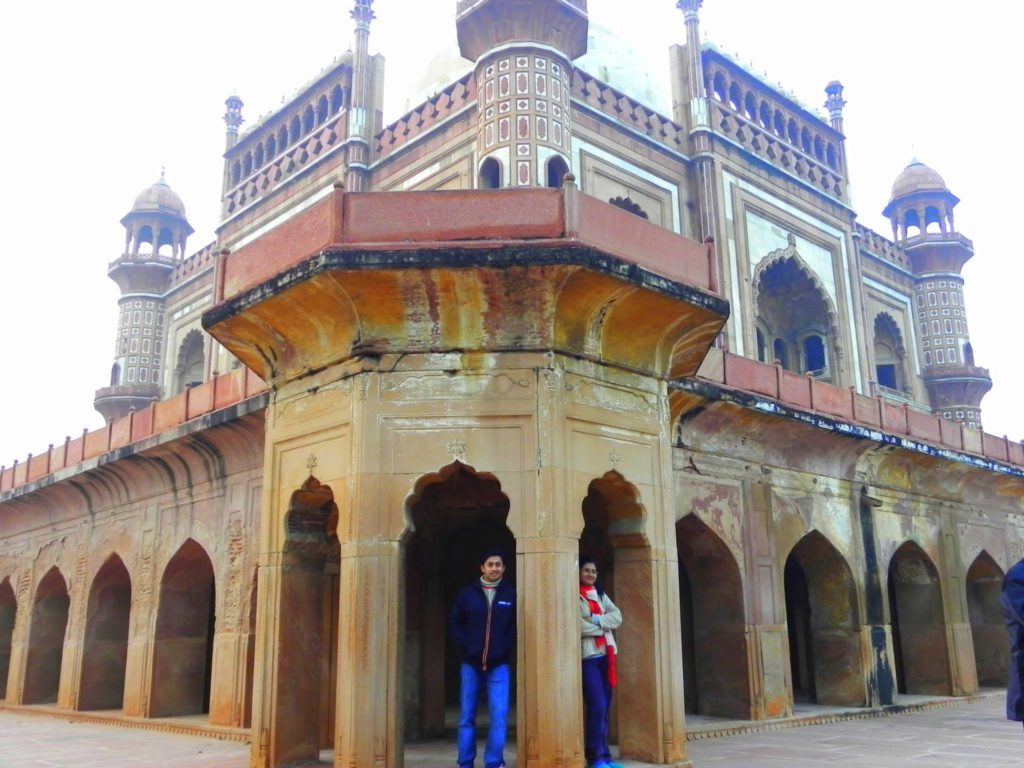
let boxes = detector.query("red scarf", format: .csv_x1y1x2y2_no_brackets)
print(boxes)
580,584,617,687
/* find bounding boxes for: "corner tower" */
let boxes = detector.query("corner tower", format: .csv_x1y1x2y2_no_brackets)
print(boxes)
457,0,588,188
93,173,193,422
883,160,991,428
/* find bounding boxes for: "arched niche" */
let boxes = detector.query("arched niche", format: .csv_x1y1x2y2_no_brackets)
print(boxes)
873,313,907,392
886,541,951,695
676,513,750,719
784,531,864,706
402,461,514,743
174,329,205,394
753,242,841,383
24,567,70,704
151,539,216,717
965,551,1008,687
79,554,132,710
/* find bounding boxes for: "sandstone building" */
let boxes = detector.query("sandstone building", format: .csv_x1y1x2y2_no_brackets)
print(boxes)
1,2,1021,767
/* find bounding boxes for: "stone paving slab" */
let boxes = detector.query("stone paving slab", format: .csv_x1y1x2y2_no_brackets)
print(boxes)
0,696,1020,767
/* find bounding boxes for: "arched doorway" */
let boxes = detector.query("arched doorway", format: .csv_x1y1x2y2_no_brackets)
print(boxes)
675,514,750,719
151,539,216,717
403,462,514,744
24,567,70,704
580,471,657,759
79,555,132,710
0,578,16,700
887,541,951,695
965,551,1008,687
784,532,864,706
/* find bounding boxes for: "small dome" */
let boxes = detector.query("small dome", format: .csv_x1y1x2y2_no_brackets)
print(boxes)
131,172,187,217
889,159,949,201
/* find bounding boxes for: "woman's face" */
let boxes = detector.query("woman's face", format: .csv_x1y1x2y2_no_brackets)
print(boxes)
580,562,598,586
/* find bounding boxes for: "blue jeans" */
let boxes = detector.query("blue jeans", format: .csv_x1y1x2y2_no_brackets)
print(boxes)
457,662,509,768
582,655,612,763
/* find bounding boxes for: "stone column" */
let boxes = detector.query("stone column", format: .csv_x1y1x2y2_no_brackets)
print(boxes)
519,537,584,768
334,539,403,767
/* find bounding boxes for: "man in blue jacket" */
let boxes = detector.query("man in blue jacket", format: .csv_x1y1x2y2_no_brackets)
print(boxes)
1003,557,1024,728
448,548,516,768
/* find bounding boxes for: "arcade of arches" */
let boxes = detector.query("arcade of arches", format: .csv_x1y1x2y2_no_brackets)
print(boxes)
0,405,1022,767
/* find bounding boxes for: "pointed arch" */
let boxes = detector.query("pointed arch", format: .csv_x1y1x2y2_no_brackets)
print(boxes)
752,239,842,381
174,329,205,394
784,531,864,706
887,541,951,695
402,461,514,742
965,550,1007,687
873,312,907,392
676,513,750,718
0,577,15,700
24,567,70,704
79,554,132,710
151,538,216,717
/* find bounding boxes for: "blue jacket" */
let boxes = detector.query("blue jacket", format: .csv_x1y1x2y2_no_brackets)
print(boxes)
1002,558,1024,721
448,579,516,670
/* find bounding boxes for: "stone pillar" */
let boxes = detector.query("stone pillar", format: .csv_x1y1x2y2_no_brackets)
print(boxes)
334,539,402,767
856,490,895,706
614,546,688,764
519,537,584,768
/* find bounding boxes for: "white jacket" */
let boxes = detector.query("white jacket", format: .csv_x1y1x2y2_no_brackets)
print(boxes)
579,588,622,659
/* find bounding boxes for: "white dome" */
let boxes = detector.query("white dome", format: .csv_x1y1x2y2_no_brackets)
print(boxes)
576,22,671,115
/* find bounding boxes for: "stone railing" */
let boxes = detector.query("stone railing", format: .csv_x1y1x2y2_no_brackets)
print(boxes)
223,112,347,218
693,349,1023,467
170,241,218,286
0,368,268,495
703,51,846,202
572,69,687,153
376,73,476,159
901,231,974,251
855,223,910,270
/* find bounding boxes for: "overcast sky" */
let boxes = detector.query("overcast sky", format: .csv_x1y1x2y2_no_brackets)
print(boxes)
0,0,1018,466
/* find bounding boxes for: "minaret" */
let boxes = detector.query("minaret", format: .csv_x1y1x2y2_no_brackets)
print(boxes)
93,173,193,423
457,0,588,188
883,160,991,429
222,94,244,196
345,0,375,191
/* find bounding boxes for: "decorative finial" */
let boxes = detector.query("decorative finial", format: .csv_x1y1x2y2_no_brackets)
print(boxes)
351,0,375,28
824,80,846,120
676,0,704,17
223,93,245,134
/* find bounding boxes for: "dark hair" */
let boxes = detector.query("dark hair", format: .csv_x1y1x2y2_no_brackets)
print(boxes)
480,548,506,566
579,554,605,596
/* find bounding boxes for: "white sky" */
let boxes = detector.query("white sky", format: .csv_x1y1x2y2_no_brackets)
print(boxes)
0,0,1019,466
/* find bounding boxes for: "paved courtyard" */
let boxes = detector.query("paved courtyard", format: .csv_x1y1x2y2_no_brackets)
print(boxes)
0,696,1019,767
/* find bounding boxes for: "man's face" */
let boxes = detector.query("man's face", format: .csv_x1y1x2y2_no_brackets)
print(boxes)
580,563,598,586
480,555,505,583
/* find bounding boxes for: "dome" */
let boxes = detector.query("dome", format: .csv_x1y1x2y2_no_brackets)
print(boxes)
889,159,949,201
576,22,671,114
130,172,187,218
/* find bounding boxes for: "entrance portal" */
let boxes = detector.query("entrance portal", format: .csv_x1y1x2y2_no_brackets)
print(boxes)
151,539,216,717
887,541,951,695
79,554,132,710
676,513,749,718
784,532,864,706
24,567,70,704
966,551,1008,687
404,462,514,743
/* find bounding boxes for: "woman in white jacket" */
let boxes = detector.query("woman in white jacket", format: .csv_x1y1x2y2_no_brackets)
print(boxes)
579,555,623,768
